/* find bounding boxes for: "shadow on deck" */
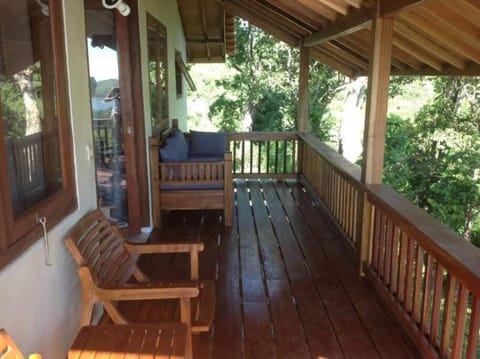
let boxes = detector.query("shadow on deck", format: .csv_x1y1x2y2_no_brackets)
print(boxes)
137,179,416,359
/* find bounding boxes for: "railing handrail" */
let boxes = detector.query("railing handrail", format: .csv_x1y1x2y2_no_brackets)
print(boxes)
366,183,480,295
228,131,299,141
298,133,362,187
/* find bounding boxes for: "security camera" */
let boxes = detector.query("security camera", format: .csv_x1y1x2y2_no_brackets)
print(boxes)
102,0,131,16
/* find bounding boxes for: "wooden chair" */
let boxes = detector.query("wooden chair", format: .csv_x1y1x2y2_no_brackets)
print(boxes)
64,210,216,358
0,329,41,359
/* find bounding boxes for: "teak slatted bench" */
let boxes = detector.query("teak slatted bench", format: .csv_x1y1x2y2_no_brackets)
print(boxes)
149,124,233,227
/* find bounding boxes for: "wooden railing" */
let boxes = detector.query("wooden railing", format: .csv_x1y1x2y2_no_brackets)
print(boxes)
7,132,47,213
297,132,480,359
299,133,363,251
365,186,480,359
92,117,115,169
228,132,298,179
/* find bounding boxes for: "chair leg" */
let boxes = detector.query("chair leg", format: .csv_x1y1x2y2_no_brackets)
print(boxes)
180,297,193,359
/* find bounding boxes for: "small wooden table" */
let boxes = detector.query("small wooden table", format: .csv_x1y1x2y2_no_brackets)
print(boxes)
68,323,187,359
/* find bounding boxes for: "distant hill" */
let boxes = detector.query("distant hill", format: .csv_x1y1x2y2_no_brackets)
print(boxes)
91,78,119,98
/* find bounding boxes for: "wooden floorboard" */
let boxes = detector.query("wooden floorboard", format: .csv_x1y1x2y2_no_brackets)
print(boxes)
134,179,416,359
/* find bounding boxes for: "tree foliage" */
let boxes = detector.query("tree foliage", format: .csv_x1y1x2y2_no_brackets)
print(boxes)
384,77,480,246
209,20,345,137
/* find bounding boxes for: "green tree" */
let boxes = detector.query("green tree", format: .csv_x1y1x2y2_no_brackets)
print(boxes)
384,77,480,245
209,19,345,136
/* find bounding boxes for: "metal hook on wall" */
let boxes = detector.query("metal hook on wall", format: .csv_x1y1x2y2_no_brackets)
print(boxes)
37,216,52,266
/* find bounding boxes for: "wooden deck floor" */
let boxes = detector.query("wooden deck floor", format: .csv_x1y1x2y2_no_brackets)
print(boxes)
138,179,416,359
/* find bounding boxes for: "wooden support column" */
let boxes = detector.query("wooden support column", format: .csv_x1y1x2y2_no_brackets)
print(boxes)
358,12,393,274
297,46,310,133
362,15,393,184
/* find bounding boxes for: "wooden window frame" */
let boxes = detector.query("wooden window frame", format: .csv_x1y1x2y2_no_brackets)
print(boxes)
0,0,76,269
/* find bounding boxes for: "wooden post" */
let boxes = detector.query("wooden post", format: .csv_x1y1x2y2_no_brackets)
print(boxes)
297,46,310,133
361,15,393,185
358,12,393,274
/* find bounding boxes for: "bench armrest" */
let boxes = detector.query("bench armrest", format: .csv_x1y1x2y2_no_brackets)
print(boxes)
124,241,204,280
124,241,204,254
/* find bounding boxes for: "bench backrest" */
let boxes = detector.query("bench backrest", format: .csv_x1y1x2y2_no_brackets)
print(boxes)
64,209,141,287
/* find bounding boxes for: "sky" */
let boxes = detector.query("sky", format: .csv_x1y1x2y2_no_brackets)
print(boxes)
87,39,119,81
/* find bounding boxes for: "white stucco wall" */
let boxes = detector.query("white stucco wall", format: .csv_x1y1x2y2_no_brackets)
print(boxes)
0,0,96,357
0,0,187,357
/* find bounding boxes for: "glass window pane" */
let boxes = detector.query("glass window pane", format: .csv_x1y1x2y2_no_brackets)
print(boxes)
0,0,62,217
147,14,168,135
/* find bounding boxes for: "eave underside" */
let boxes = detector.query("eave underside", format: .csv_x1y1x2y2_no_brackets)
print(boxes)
182,0,480,77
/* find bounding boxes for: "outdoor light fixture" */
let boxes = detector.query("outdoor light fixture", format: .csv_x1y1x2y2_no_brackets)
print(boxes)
102,0,131,16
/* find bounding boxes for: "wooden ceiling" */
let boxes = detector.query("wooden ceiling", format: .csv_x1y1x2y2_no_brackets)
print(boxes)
177,0,236,63
178,0,480,78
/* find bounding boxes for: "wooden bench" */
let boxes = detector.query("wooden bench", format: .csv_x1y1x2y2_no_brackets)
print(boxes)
149,127,233,227
64,209,216,359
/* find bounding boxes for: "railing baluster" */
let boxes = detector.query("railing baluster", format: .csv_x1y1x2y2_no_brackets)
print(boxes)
420,254,433,334
274,140,279,174
466,297,480,359
266,140,270,174
241,140,245,174
390,225,401,294
412,244,424,323
258,141,262,174
440,274,457,357
430,262,444,346
451,283,469,358
397,231,408,303
372,207,381,269
404,236,415,313
378,214,387,279
291,140,296,173
385,219,394,287
249,139,253,174
233,140,237,175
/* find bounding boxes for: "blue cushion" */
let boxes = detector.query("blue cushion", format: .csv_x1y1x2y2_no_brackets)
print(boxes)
159,140,181,161
189,131,227,156
160,129,189,161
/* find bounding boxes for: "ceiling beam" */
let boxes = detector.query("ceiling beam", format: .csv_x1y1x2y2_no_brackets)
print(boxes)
394,21,465,69
303,8,374,47
198,0,211,60
264,0,326,30
311,49,358,78
401,11,480,65
296,0,338,21
379,0,429,16
241,0,311,36
318,0,349,15
391,62,480,76
392,34,443,71
221,0,301,47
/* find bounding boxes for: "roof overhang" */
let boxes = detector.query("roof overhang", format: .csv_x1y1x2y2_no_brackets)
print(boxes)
177,0,235,63
188,0,480,77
